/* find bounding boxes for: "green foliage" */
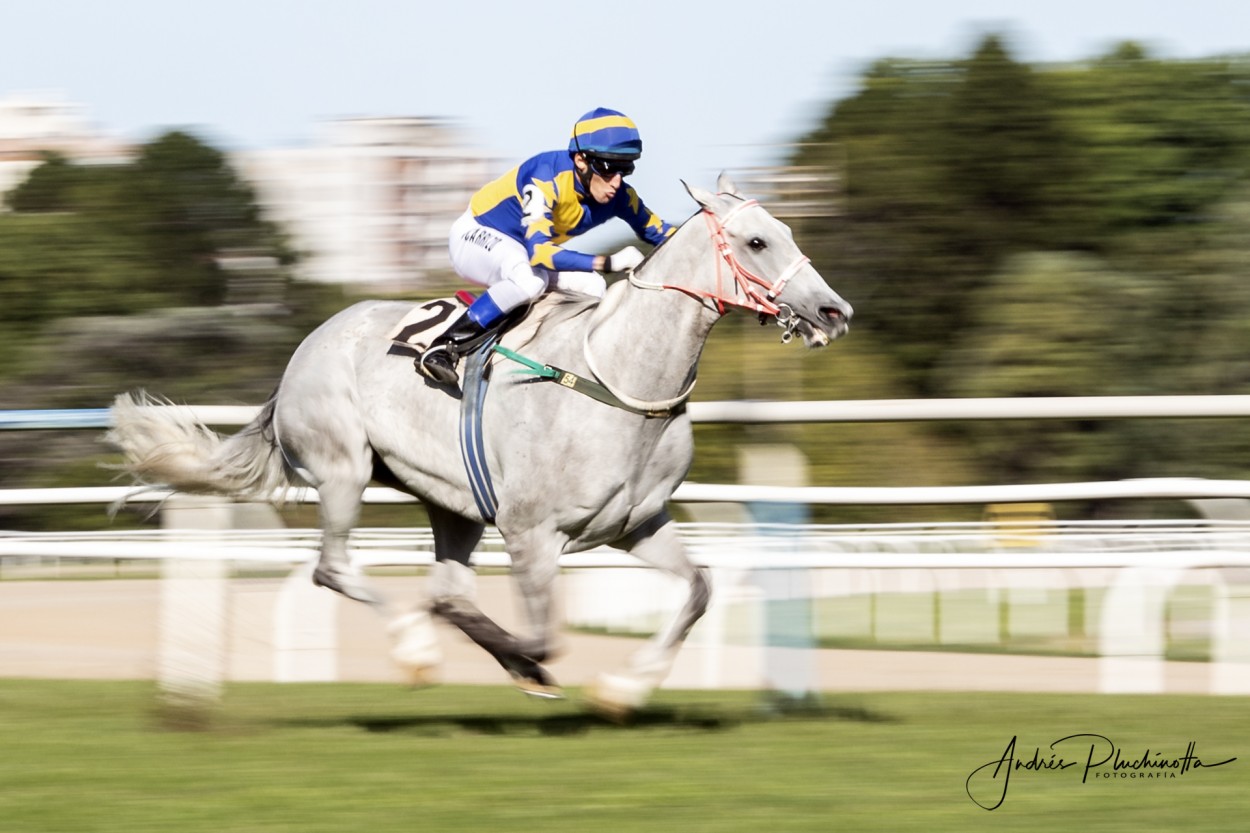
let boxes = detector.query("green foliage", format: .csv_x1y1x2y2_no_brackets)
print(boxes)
2,151,79,212
689,315,983,523
0,133,360,528
793,36,1250,397
780,35,1250,497
1,129,296,318
0,212,165,324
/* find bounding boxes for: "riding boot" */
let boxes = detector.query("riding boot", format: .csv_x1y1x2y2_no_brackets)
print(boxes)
418,293,509,384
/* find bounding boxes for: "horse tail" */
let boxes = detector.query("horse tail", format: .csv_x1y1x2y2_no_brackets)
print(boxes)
107,389,294,501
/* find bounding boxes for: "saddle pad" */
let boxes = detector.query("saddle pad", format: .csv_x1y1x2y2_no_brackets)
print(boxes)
388,290,476,353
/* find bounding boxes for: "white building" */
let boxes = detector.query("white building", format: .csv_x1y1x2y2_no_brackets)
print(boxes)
236,117,498,292
0,92,133,196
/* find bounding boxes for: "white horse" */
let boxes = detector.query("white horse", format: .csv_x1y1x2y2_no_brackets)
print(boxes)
107,175,852,715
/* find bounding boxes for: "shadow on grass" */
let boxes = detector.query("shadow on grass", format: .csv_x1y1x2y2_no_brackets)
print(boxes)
276,698,900,737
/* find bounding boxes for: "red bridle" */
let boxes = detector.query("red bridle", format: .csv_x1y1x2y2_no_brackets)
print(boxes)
631,197,810,318
583,195,813,413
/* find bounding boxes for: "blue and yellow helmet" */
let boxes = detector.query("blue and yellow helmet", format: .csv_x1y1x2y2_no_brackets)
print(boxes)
568,108,642,160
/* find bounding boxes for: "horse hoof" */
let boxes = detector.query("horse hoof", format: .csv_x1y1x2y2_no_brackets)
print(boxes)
585,672,652,722
387,611,443,687
513,677,565,700
505,657,563,699
312,566,386,606
399,663,441,689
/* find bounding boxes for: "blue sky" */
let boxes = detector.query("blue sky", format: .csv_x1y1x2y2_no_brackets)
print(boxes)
5,0,1249,221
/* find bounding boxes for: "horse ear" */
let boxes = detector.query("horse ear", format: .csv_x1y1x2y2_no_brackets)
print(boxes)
716,171,741,197
682,179,717,210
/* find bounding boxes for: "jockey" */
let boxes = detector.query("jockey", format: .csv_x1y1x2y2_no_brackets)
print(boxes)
418,107,677,384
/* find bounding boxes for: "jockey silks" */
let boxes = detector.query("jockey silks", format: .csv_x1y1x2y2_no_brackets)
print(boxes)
468,150,675,273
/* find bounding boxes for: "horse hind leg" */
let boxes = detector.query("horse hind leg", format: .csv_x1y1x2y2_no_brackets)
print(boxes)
308,472,388,608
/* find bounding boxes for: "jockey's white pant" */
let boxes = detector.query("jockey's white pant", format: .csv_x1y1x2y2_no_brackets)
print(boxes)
448,210,606,315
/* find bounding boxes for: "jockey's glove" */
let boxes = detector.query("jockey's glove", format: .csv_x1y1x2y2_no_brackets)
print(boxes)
606,246,645,273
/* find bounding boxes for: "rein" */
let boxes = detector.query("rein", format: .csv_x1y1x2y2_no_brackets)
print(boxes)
493,344,685,419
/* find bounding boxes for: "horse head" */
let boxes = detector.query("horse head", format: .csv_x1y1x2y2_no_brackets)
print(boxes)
680,173,852,347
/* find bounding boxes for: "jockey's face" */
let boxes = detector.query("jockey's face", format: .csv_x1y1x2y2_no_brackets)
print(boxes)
575,154,625,204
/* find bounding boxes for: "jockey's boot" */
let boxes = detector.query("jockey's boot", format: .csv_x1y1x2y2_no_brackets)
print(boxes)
417,311,485,384
418,292,511,384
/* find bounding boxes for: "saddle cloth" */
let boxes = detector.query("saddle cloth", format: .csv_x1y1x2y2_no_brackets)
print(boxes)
388,290,476,354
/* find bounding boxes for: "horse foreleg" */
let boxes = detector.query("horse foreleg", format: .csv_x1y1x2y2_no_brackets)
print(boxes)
590,514,710,717
427,562,561,698
423,507,561,698
506,528,564,663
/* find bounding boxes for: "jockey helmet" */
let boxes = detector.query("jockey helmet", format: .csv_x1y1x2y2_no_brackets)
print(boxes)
568,108,643,161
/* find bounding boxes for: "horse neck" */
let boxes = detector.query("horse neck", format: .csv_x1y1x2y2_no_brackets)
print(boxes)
585,223,723,401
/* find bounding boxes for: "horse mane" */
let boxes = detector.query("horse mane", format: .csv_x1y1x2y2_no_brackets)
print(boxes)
632,210,701,274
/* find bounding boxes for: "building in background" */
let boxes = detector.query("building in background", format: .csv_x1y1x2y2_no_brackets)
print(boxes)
236,117,497,293
0,92,134,195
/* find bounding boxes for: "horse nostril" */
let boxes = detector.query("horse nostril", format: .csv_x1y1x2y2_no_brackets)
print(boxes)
820,306,848,323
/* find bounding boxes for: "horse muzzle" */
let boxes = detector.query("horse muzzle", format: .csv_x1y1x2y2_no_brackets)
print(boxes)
794,300,852,348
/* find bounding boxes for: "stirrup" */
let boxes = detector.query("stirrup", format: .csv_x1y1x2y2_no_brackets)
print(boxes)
417,346,460,385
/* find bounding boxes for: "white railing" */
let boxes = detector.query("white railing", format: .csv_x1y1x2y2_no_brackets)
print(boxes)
7,506,1250,567
4,486,1250,698
12,475,1250,510
5,398,1250,699
9,394,1250,430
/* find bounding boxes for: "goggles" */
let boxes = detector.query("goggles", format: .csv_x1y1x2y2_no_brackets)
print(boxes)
586,156,635,179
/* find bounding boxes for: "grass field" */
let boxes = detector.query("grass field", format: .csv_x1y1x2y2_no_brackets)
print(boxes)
1,680,1245,832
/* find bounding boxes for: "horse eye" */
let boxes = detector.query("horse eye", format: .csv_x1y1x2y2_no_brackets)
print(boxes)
748,237,767,252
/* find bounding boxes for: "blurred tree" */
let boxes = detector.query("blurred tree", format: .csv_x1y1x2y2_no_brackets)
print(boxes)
129,131,289,306
938,35,1088,253
1049,45,1250,254
790,35,1250,406
935,251,1160,483
0,213,166,325
2,130,296,313
687,313,984,523
0,130,324,529
2,151,80,213
792,36,1085,391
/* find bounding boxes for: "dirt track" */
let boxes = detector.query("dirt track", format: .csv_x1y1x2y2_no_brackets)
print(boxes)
0,576,1217,694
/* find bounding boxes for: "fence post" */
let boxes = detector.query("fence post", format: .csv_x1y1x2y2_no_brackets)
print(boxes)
156,496,230,724
273,559,339,682
1211,567,1250,694
1098,566,1184,693
741,444,817,705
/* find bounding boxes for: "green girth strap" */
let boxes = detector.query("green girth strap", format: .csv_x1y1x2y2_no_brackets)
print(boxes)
492,345,683,419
